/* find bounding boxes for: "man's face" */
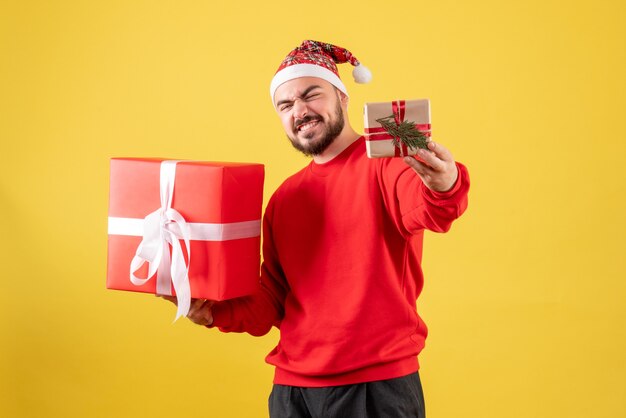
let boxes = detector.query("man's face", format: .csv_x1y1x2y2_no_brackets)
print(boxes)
273,77,346,156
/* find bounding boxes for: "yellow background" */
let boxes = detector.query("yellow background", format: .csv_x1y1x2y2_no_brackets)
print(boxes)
1,0,625,417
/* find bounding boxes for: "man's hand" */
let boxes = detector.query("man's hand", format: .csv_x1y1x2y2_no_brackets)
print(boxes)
404,141,459,192
158,295,215,326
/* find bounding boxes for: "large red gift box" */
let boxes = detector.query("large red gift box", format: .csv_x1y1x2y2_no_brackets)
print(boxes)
107,158,264,315
364,99,431,158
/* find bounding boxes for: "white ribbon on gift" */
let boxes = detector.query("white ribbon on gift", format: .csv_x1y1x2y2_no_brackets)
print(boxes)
107,160,261,321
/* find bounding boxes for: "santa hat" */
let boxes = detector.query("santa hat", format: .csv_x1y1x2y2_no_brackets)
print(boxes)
270,40,372,100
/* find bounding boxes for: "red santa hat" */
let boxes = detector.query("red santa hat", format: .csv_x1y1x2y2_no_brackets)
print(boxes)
270,40,372,100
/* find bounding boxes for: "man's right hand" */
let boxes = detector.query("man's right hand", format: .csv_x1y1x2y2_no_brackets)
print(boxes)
158,295,215,326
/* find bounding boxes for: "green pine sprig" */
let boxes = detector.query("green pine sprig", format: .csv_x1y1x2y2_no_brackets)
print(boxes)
375,115,430,150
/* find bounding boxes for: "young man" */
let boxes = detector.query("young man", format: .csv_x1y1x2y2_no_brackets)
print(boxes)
164,40,470,417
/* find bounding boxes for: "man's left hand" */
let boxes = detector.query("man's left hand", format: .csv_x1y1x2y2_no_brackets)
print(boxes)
403,141,459,192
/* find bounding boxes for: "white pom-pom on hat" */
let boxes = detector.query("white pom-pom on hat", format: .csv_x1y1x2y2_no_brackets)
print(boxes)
352,64,372,84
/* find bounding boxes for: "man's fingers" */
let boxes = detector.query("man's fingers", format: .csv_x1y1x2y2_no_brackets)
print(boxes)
426,141,454,163
415,148,445,171
186,299,214,326
157,295,178,306
404,140,459,192
407,141,454,172
158,296,215,325
403,156,430,175
187,298,208,317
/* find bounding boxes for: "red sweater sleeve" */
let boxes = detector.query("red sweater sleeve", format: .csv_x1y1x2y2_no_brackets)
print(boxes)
209,196,288,336
379,159,470,235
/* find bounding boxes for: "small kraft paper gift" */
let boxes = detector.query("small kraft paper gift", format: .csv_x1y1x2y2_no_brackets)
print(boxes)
364,99,432,158
107,158,264,320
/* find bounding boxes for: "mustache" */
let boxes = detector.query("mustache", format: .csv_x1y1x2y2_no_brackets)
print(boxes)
293,115,322,131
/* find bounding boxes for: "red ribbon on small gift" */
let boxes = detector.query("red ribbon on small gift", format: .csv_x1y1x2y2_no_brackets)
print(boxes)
365,100,431,157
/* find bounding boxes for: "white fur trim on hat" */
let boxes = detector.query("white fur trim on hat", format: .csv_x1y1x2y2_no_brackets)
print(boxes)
270,63,348,102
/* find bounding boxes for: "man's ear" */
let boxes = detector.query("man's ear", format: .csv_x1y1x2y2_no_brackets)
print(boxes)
339,91,349,106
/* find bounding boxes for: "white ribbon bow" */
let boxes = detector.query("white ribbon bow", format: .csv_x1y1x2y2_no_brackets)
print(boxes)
129,161,192,320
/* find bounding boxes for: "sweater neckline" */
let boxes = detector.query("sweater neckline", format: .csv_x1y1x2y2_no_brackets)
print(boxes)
309,136,364,176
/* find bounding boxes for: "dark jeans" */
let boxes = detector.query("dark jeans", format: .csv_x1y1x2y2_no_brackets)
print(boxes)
269,372,425,418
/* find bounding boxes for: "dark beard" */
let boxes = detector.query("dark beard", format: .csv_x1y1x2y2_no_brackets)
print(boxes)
287,100,345,157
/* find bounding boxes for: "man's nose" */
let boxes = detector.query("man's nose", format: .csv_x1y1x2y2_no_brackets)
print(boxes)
292,99,308,119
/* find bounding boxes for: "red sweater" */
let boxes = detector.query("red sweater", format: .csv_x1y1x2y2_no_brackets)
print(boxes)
211,137,469,387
